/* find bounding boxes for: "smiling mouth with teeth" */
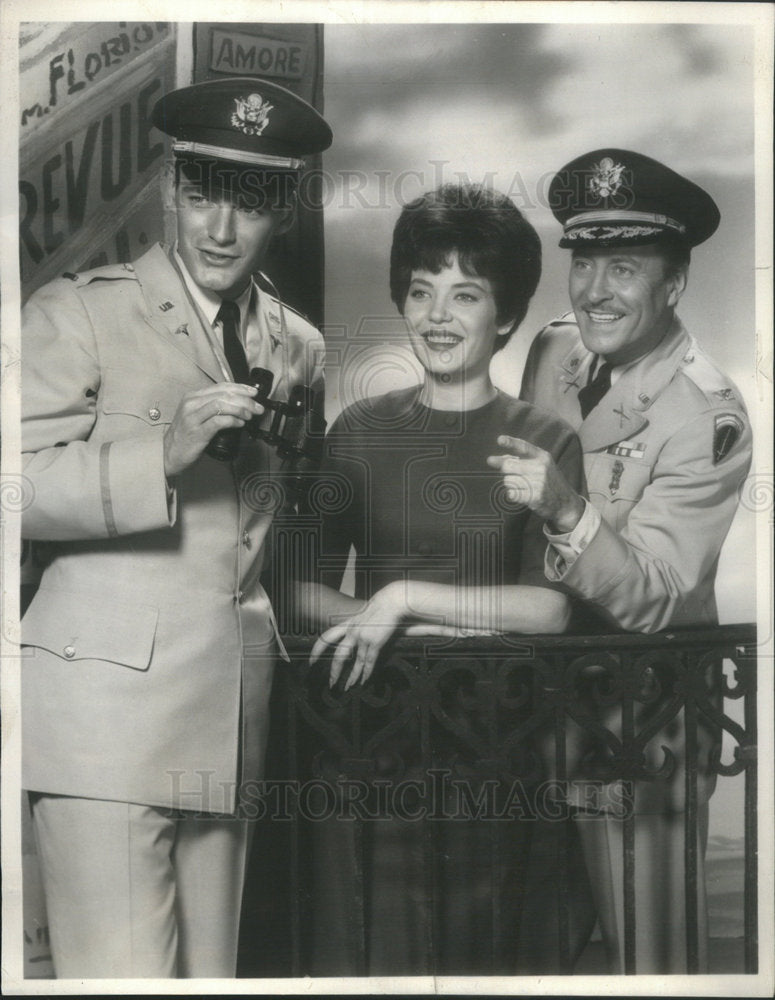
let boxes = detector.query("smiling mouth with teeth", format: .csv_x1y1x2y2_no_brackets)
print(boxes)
586,310,623,323
422,329,462,345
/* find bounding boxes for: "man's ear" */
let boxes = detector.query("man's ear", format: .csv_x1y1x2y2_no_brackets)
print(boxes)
666,267,688,308
272,191,298,237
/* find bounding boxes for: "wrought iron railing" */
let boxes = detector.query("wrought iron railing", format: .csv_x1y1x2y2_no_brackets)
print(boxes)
238,624,757,977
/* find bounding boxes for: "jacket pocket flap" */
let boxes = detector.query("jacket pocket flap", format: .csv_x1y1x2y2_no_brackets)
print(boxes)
22,588,159,671
99,367,200,425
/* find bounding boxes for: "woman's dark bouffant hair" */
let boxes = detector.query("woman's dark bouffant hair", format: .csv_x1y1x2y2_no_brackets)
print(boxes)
389,183,542,352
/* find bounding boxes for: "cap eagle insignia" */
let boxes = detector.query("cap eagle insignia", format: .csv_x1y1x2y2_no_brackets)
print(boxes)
231,93,274,136
588,157,626,200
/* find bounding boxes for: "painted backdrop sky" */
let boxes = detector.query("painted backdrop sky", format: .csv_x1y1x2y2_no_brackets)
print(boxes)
318,20,758,625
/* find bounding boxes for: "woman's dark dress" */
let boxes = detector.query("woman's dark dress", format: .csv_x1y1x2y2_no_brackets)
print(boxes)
306,386,584,975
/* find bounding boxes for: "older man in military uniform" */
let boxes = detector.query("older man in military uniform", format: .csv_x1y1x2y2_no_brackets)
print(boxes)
488,149,752,972
21,78,331,978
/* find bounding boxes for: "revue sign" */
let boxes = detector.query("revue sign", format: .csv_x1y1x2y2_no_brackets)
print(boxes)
18,22,177,300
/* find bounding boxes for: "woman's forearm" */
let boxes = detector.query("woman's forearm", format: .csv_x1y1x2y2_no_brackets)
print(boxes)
385,580,571,634
294,581,365,633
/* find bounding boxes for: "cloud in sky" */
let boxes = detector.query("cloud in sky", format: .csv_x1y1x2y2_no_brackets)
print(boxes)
324,22,754,184
321,20,755,274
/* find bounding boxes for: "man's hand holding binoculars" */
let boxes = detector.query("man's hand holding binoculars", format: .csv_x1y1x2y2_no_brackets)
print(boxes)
163,382,264,478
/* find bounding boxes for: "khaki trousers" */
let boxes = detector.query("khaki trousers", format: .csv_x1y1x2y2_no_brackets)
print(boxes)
575,806,710,974
30,793,252,979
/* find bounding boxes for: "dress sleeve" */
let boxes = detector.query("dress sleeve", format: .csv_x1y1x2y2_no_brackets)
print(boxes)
303,413,360,590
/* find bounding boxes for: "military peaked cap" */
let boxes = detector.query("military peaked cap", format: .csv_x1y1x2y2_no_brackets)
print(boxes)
549,148,720,248
151,77,332,171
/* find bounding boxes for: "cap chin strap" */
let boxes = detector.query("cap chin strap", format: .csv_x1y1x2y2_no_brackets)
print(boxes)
174,140,304,171
256,270,290,399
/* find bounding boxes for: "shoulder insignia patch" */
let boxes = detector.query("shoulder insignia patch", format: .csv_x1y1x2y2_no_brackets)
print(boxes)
714,387,735,402
714,413,744,464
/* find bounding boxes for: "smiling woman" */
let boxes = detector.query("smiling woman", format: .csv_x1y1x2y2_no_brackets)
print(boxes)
296,183,588,974
402,261,510,397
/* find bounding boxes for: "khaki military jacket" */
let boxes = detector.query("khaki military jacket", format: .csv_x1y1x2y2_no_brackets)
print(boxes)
521,313,752,634
21,242,324,811
522,314,751,811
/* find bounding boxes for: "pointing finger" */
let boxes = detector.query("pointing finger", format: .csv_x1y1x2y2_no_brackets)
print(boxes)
496,435,544,458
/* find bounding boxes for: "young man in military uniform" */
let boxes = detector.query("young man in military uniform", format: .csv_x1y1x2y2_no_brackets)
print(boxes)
488,149,752,972
21,77,331,978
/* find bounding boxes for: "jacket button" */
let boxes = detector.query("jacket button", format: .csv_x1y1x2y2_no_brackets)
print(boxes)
148,407,161,421
63,645,75,658
242,531,251,548
235,590,245,604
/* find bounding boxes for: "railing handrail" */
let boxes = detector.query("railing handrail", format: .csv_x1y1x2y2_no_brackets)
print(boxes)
283,622,757,657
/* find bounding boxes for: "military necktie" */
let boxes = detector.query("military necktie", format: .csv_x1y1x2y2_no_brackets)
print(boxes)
216,299,249,383
577,361,612,419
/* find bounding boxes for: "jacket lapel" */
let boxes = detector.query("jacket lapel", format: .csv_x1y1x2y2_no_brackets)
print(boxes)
580,318,691,452
558,340,593,404
132,245,226,384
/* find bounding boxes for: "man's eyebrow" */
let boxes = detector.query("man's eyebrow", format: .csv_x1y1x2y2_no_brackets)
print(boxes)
572,252,641,265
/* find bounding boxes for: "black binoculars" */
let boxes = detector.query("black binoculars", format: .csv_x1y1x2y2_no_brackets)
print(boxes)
206,367,324,471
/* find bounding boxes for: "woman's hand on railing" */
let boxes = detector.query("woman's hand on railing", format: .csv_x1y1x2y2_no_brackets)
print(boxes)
311,618,494,689
308,583,407,689
309,581,500,689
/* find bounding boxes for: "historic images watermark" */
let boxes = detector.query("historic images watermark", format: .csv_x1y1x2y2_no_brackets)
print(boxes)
165,767,632,821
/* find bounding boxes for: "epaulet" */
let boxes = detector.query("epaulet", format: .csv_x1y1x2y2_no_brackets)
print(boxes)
678,340,747,410
58,261,139,288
